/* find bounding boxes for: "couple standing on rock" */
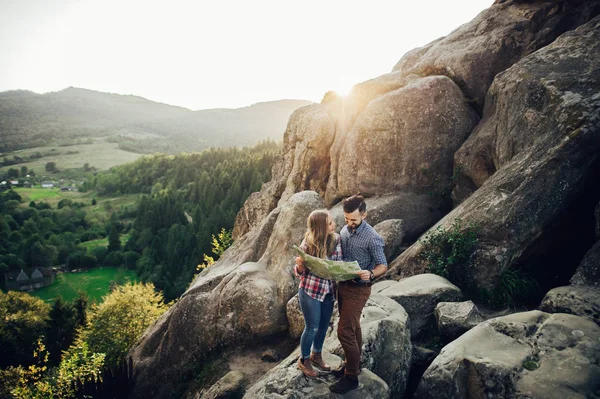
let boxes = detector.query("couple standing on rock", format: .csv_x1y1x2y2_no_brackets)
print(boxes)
294,194,388,394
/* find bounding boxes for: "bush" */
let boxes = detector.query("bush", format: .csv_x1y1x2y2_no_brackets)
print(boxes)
420,218,478,288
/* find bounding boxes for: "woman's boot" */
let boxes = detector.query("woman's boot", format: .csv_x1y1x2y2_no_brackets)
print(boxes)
298,357,318,378
310,351,331,371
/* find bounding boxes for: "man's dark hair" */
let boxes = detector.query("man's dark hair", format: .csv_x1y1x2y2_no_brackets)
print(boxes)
343,194,366,213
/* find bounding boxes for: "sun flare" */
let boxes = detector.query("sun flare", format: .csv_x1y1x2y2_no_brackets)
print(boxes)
331,79,355,97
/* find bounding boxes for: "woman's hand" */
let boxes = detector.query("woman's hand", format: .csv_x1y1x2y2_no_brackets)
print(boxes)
295,256,306,275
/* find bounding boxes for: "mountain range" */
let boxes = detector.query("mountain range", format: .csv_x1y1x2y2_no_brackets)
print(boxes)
0,87,312,154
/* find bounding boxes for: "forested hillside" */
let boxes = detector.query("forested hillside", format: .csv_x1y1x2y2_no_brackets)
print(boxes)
89,141,279,300
0,87,311,153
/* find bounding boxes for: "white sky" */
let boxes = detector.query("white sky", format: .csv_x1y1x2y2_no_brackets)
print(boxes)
0,0,492,110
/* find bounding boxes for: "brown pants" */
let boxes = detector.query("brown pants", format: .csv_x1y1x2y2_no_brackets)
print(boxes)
337,282,371,376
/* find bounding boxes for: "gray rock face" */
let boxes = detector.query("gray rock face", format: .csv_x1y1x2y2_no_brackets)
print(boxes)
285,294,304,340
393,0,600,111
195,371,245,399
373,219,406,262
435,300,484,342
129,191,325,398
539,285,600,325
391,16,600,291
414,311,600,399
246,293,410,399
373,274,463,338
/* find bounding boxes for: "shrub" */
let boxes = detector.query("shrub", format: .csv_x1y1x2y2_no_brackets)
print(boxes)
420,218,478,288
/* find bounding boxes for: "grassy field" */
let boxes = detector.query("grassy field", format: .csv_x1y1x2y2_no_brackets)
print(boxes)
0,138,143,175
13,187,141,224
79,234,131,252
30,267,138,303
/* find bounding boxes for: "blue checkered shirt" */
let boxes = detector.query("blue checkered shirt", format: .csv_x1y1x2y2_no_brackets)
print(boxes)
340,221,387,273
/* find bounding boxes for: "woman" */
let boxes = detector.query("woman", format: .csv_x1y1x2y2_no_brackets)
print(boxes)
294,209,342,378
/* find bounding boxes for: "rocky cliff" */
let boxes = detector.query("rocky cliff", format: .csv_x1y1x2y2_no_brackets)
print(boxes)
129,1,600,397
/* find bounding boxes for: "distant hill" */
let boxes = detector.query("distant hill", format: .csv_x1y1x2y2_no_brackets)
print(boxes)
0,87,312,153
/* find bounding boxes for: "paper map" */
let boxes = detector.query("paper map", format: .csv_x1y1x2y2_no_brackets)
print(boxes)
292,245,361,282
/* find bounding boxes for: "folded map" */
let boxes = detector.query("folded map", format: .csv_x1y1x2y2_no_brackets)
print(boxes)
292,245,361,282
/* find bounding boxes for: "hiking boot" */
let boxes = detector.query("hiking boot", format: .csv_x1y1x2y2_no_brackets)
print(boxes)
329,375,359,393
310,352,330,371
331,363,345,378
297,357,318,378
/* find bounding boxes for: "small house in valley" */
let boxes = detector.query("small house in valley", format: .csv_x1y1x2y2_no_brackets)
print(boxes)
4,267,57,291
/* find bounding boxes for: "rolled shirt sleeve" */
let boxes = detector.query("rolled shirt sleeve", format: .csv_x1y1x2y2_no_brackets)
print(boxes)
369,234,388,267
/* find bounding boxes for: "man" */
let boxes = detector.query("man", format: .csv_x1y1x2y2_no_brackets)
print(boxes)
328,194,388,393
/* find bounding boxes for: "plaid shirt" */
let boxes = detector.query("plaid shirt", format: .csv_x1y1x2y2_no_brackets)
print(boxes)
341,221,387,271
295,234,342,302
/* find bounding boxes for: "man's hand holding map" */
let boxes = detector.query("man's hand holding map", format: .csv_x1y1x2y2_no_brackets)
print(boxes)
292,245,361,282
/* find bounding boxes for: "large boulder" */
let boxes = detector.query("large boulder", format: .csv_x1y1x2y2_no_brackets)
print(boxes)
539,285,600,325
323,293,412,398
329,75,479,205
434,300,484,342
414,311,600,399
393,0,600,111
390,16,600,292
373,274,463,338
129,191,325,398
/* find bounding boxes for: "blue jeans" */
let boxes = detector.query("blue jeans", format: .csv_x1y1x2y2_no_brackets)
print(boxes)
298,288,334,359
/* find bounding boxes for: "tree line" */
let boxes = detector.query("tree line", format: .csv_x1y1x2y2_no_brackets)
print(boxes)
91,140,278,300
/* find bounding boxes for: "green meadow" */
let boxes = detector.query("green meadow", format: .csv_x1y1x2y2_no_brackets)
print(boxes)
30,267,138,304
0,139,143,175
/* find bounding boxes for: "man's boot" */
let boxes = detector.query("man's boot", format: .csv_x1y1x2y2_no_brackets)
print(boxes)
297,357,317,378
329,375,359,393
310,352,330,371
331,363,345,377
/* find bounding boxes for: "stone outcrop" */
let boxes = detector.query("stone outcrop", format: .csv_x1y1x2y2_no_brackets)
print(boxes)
129,192,324,398
372,274,463,338
414,311,600,399
234,0,600,244
539,285,600,325
434,300,484,342
391,16,600,291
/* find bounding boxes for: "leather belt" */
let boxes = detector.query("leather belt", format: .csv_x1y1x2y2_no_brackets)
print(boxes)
338,279,372,287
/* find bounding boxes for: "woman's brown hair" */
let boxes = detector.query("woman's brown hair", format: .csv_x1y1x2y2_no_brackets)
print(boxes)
303,210,336,259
